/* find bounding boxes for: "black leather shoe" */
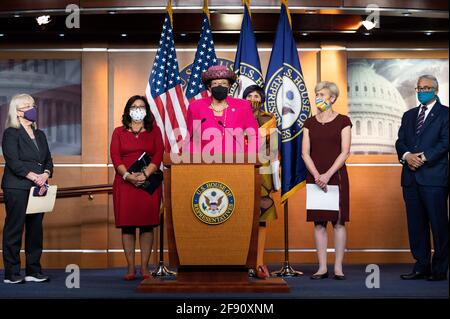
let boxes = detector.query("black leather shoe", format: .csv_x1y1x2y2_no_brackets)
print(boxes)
426,274,448,281
400,272,429,280
333,274,346,280
310,272,329,280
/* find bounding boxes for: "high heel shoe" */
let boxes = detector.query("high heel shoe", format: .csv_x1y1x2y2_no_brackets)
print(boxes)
256,265,270,279
142,274,151,280
310,272,329,280
333,274,346,280
123,274,136,281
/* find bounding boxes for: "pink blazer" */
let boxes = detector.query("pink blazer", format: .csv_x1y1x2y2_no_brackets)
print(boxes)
186,96,259,154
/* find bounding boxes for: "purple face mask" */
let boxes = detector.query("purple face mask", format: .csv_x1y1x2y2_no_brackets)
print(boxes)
23,107,37,122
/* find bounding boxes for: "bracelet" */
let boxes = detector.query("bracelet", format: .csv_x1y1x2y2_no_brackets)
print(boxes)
44,170,51,175
122,172,131,181
143,170,149,179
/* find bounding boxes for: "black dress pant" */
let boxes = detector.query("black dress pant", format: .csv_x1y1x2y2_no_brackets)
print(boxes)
2,188,44,278
402,178,449,276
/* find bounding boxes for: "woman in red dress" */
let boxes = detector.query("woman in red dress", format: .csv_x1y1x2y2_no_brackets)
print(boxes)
110,95,164,281
302,81,352,280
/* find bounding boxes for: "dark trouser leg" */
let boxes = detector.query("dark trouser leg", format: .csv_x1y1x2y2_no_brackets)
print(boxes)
2,189,28,278
420,185,449,276
25,213,44,275
402,181,431,274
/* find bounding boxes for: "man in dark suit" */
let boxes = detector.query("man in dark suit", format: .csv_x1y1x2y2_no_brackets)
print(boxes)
396,75,449,281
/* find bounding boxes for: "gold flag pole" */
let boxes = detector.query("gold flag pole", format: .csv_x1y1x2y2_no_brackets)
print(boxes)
271,199,303,276
271,0,303,278
151,0,177,278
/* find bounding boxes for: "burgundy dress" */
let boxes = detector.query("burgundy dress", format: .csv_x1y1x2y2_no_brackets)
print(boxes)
110,126,164,227
304,114,352,225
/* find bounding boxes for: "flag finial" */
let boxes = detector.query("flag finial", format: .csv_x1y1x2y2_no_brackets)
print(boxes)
203,0,210,21
281,0,292,27
167,0,173,25
243,0,251,17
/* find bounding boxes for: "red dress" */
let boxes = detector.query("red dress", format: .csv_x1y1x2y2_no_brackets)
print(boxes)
110,126,164,227
304,114,352,225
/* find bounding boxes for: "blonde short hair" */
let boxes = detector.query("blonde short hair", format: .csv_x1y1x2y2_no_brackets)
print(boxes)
315,81,340,103
5,94,35,129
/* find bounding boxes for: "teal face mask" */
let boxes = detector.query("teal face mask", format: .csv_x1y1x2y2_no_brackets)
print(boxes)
417,91,436,105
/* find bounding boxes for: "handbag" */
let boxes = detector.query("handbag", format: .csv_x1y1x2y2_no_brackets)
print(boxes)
26,184,58,214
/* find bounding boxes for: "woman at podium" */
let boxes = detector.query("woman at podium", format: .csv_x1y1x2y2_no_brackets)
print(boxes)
110,95,164,281
186,65,259,155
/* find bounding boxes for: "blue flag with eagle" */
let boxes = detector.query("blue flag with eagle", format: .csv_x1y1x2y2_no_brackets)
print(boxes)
264,0,311,202
231,0,264,98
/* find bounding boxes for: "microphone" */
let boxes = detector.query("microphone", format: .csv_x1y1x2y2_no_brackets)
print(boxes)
190,118,206,143
218,120,243,150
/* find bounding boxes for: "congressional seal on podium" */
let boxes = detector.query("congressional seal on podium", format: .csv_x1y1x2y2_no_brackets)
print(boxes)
192,181,235,225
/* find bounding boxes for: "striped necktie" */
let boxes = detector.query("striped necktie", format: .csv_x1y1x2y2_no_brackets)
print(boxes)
415,105,428,135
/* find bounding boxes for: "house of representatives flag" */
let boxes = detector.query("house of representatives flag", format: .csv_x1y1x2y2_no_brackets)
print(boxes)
184,0,218,102
263,0,311,202
146,0,189,153
231,0,264,98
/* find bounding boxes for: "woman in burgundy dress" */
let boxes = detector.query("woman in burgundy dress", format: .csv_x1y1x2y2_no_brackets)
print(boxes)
110,95,164,281
302,81,352,280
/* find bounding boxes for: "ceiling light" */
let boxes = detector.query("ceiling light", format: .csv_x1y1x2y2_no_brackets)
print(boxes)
362,20,376,30
402,12,412,16
220,14,243,29
0,33,4,37
305,10,317,14
180,33,187,37
302,32,308,36
36,15,51,25
59,33,65,37
108,11,117,15
425,31,433,36
13,14,20,18
121,33,128,37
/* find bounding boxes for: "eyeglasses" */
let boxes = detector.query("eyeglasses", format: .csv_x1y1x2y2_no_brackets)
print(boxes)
415,86,436,92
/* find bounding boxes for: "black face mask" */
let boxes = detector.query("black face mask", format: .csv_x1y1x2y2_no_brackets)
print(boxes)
211,86,229,101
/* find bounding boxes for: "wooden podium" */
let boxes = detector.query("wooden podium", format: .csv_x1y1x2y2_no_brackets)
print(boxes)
138,153,289,293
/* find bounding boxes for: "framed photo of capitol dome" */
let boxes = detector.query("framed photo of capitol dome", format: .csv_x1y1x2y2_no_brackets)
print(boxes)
347,58,449,159
0,59,81,156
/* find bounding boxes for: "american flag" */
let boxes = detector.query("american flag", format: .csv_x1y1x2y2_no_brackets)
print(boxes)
146,7,188,153
184,4,218,102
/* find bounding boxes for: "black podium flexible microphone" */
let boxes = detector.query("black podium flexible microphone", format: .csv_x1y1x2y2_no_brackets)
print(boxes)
190,118,206,142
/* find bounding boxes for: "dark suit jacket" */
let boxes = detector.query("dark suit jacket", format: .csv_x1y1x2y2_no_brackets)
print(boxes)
395,101,449,187
1,125,53,190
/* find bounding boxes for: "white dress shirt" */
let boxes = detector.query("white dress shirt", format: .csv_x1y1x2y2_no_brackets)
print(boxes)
401,99,438,161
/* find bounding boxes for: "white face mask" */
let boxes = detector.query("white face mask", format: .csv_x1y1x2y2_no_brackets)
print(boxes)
130,108,146,122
